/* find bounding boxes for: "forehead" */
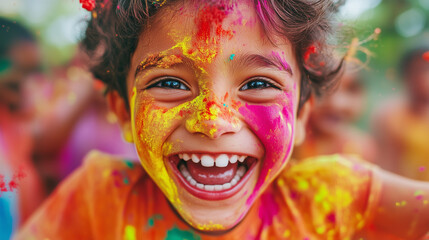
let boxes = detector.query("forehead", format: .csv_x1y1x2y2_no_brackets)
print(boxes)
130,1,295,66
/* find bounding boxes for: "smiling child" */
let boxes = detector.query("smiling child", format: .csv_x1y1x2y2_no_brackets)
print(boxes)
15,0,429,239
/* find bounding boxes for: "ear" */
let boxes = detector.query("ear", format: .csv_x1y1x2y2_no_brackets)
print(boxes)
106,90,134,143
294,96,313,146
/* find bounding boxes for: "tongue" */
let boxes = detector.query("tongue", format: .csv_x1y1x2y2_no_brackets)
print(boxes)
186,161,238,185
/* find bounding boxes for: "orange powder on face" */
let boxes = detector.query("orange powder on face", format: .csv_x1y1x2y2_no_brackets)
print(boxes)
137,54,183,73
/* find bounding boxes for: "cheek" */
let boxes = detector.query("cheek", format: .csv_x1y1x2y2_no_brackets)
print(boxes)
130,88,185,203
239,92,295,204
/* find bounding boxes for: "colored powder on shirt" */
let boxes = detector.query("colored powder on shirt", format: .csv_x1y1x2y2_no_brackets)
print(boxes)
147,214,164,228
123,225,136,240
258,193,279,226
165,226,201,240
125,160,134,169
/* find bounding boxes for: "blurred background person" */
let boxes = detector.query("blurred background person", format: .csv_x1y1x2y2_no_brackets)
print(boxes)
372,44,429,181
0,17,46,238
31,47,137,193
293,62,377,162
1,16,137,240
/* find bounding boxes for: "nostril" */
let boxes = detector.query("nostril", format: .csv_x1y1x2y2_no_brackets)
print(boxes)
185,117,242,139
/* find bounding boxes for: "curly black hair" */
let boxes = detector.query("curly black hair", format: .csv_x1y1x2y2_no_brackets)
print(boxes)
0,17,36,57
82,0,344,110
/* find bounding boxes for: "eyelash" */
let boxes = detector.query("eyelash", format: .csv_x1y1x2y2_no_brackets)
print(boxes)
146,77,190,90
239,77,281,91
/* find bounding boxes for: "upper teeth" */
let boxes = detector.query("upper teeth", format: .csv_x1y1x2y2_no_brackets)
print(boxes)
178,153,248,167
179,164,247,191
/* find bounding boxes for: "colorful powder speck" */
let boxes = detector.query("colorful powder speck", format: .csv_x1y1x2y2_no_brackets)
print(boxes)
304,45,317,62
326,212,336,224
125,160,134,169
0,175,7,192
423,51,429,62
271,51,291,72
79,0,95,11
283,229,291,237
0,168,26,194
229,54,235,60
419,166,426,172
165,226,201,240
123,225,136,240
146,214,163,229
414,190,425,200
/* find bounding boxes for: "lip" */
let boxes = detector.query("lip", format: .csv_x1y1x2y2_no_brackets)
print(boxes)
167,153,258,201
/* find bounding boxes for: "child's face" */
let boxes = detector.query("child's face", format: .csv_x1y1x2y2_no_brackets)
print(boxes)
310,70,365,135
0,41,41,110
115,1,307,232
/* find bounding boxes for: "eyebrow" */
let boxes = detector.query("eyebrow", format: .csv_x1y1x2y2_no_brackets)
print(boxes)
229,52,293,75
134,52,293,77
134,53,191,77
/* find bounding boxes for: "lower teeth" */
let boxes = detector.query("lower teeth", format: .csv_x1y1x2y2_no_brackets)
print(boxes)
179,164,247,191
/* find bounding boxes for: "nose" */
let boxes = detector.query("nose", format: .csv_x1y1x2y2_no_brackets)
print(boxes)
185,97,242,139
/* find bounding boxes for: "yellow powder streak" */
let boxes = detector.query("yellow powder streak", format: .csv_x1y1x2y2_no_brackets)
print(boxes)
123,225,136,240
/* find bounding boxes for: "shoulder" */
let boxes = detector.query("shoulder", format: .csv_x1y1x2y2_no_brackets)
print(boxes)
81,150,143,183
282,154,374,195
15,151,146,239
76,150,147,205
284,154,373,178
276,154,381,237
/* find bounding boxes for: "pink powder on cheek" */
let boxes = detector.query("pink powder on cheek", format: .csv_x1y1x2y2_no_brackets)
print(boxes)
239,93,295,205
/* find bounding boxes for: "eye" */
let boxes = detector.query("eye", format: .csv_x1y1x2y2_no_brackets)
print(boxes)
239,77,281,91
146,77,190,90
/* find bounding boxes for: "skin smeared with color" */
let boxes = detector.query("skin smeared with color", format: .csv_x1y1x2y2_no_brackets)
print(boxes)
126,1,303,231
240,90,295,206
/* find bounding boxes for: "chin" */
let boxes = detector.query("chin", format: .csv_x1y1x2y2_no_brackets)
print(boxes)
164,152,262,231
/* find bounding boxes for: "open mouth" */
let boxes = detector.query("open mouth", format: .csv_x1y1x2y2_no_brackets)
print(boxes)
169,153,258,200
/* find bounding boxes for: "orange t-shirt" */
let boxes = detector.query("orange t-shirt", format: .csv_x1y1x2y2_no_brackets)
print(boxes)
15,151,384,240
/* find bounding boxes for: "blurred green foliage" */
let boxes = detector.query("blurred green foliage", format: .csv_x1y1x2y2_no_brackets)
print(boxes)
340,0,429,130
